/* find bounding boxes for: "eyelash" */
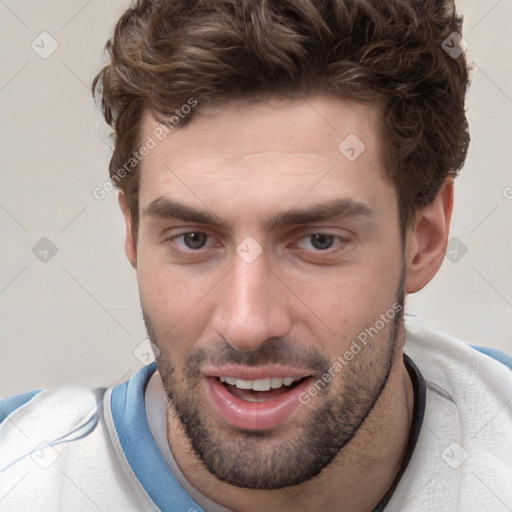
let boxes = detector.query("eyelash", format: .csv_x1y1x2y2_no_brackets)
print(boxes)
166,231,350,254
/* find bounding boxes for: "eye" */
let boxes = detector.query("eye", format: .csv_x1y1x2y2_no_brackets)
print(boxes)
297,233,341,251
174,232,210,250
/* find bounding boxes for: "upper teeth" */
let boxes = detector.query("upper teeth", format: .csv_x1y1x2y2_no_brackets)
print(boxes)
219,376,300,391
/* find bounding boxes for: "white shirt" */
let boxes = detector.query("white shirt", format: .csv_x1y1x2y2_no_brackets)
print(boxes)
0,316,511,511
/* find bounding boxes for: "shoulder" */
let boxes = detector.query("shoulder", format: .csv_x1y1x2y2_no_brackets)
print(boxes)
404,315,512,385
403,315,512,457
403,314,512,440
390,316,512,510
0,385,105,509
0,381,154,511
0,389,42,425
468,344,512,369
0,385,106,472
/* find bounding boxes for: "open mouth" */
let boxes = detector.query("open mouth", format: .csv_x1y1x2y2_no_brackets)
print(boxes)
206,372,314,430
217,376,309,402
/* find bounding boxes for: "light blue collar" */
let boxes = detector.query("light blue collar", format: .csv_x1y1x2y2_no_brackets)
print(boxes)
110,363,206,512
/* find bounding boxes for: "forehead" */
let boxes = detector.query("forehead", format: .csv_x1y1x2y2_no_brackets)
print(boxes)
140,95,383,161
137,95,394,222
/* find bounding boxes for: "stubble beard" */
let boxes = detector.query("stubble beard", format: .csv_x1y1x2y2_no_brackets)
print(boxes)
143,273,405,490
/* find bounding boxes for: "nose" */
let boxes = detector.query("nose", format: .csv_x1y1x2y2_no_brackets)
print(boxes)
210,249,292,352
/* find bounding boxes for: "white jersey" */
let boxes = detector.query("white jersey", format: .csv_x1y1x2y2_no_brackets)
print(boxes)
1,316,511,511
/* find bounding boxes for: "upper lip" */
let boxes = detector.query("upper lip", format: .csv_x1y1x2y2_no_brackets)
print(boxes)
203,365,312,380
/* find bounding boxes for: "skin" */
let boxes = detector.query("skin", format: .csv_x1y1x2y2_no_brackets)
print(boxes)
119,95,453,512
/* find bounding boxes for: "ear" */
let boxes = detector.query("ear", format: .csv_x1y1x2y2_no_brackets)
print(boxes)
118,191,137,268
404,178,454,293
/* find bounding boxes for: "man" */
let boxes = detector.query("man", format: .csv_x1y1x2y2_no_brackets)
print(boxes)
1,0,511,510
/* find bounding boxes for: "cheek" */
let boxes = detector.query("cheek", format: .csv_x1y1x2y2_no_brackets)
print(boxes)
137,260,218,344
138,263,179,316
290,246,403,344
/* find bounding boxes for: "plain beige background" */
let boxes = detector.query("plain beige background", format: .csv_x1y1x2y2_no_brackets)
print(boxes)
1,0,511,396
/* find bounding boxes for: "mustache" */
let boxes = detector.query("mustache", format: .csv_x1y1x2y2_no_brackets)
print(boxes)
184,337,330,378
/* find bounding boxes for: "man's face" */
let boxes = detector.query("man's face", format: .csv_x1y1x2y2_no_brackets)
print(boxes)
131,96,405,489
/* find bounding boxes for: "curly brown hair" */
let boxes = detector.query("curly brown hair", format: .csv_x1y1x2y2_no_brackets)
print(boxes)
92,0,470,240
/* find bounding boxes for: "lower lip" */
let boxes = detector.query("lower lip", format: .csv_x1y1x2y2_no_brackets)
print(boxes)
206,377,312,431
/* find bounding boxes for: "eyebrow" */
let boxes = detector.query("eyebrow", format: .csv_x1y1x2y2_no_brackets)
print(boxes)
142,196,373,231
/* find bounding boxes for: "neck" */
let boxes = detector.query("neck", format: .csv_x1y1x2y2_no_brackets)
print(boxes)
166,350,414,512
